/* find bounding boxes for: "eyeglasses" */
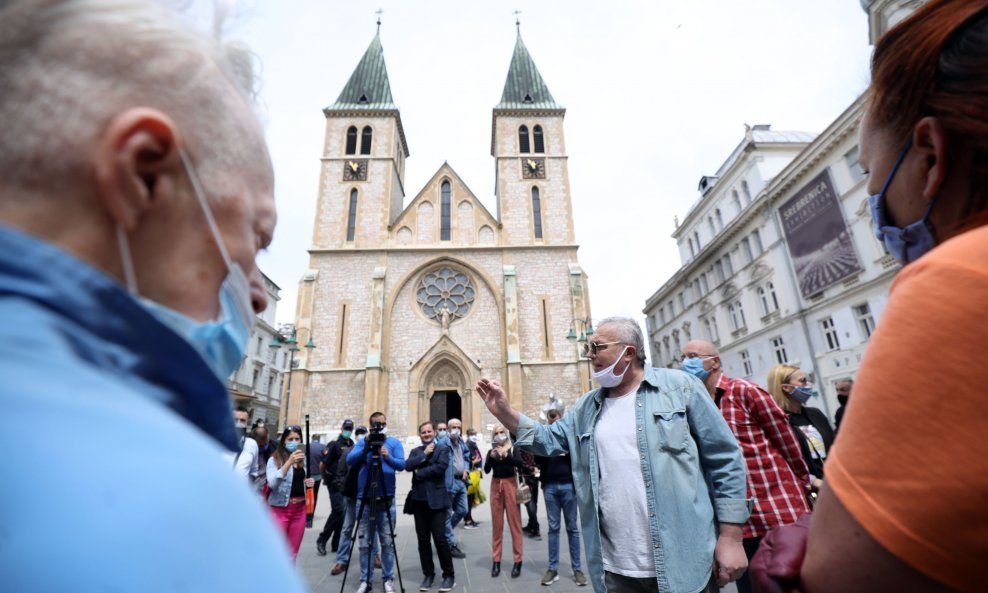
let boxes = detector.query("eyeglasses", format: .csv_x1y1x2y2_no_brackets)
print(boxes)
581,341,622,357
680,352,715,362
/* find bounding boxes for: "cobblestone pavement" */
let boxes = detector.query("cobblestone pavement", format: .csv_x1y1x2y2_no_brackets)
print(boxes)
295,472,738,593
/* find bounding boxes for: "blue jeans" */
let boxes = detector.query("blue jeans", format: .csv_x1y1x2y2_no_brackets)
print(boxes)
445,479,468,547
544,482,581,571
357,500,394,583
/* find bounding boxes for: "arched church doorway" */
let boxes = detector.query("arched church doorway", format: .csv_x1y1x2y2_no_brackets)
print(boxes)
430,390,462,424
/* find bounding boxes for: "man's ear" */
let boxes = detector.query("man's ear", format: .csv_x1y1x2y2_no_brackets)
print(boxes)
93,108,182,231
912,116,951,202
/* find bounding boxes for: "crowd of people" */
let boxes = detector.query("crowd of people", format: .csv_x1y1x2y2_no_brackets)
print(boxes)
4,0,987,592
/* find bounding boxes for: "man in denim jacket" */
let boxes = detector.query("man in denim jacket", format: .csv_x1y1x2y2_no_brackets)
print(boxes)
477,317,750,593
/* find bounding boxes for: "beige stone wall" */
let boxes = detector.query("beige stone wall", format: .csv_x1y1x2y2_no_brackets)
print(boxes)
493,115,574,247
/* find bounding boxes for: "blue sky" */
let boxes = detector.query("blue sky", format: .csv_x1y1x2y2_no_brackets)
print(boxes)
203,0,874,327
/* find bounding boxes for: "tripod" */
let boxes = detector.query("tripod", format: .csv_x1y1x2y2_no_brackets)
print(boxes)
340,442,404,593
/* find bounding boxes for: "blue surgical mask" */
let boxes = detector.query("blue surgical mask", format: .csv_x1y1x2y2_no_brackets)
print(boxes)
868,139,939,265
790,386,817,404
435,431,450,446
592,346,630,388
341,431,352,439
681,357,711,381
116,150,254,380
285,441,300,452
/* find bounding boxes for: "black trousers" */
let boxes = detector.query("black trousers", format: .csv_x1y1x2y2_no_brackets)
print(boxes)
735,535,763,593
523,475,540,531
413,504,454,578
318,486,346,547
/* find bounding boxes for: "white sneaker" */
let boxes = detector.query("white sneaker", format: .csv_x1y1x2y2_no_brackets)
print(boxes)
383,579,396,593
355,582,371,593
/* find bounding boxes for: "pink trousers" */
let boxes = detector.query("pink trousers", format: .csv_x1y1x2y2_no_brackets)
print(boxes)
270,500,307,562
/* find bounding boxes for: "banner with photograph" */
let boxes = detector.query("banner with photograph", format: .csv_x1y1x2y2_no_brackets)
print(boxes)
778,170,862,298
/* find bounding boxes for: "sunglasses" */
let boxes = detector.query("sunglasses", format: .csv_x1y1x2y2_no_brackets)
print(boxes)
581,341,623,357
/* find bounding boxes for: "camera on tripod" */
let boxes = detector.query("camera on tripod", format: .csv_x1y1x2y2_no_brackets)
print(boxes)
366,420,387,449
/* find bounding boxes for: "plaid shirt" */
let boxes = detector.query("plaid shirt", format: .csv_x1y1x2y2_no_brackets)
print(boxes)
716,374,811,538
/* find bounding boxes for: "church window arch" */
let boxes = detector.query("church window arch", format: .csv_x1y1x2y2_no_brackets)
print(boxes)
440,180,452,241
519,125,530,153
345,126,358,155
532,186,543,239
346,188,358,242
533,125,545,153
416,267,476,323
360,126,373,155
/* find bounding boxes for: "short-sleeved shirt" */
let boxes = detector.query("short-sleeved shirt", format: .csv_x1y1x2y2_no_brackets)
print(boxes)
827,224,988,593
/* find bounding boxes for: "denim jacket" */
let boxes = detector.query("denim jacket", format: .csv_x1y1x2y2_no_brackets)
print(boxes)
265,456,300,507
515,366,750,593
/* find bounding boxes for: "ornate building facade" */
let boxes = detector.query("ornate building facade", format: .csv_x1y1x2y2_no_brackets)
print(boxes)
283,31,593,440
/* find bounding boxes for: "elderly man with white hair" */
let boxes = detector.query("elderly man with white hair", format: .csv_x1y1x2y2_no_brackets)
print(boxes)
0,1,302,591
478,316,750,593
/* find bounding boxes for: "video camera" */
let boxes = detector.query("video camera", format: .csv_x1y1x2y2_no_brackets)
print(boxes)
366,420,387,449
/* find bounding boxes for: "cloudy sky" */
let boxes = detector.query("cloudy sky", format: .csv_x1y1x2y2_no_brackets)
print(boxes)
209,0,874,328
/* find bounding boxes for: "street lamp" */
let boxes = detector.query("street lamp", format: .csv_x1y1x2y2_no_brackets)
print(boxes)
270,326,315,428
566,318,594,390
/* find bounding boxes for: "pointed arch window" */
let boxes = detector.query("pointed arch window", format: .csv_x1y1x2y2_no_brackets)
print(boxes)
519,125,530,153
533,125,545,153
440,181,451,241
346,189,358,242
360,126,372,155
532,187,543,239
345,126,358,155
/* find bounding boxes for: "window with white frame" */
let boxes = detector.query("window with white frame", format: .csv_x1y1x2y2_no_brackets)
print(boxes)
708,216,716,235
729,300,746,330
694,231,701,251
700,273,709,295
659,307,666,325
853,303,876,339
741,180,752,204
688,237,696,258
678,292,686,310
715,260,725,283
723,254,734,276
772,336,788,363
715,209,724,230
741,237,753,264
845,145,866,185
752,228,764,254
758,282,779,316
820,316,841,351
704,317,721,343
732,190,742,214
739,349,752,377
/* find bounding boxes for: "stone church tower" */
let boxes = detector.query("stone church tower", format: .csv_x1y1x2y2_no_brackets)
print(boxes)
285,30,594,439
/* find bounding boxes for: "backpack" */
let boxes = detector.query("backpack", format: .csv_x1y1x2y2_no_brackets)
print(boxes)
329,441,352,490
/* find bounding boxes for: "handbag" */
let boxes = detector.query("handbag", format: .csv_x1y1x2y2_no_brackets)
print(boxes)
467,469,481,496
515,475,532,505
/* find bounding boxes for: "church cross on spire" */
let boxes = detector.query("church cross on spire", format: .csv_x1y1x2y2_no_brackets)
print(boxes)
513,9,521,31
375,8,383,32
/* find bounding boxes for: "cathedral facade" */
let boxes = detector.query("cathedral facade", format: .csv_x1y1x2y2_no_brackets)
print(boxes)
285,31,594,440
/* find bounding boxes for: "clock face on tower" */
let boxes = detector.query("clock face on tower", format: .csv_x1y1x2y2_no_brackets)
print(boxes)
343,159,368,181
521,157,546,179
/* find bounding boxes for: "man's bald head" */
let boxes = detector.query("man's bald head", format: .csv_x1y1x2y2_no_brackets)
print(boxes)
683,340,719,358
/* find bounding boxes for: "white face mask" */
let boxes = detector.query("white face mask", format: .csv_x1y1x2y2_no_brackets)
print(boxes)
592,346,630,388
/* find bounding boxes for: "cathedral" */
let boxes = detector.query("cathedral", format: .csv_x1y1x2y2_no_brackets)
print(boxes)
285,29,594,440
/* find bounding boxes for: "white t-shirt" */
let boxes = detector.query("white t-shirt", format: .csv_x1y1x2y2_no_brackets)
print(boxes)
595,383,654,578
225,436,259,480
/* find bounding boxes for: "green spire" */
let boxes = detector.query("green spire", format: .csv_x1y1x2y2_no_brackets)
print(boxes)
496,33,562,110
326,32,396,112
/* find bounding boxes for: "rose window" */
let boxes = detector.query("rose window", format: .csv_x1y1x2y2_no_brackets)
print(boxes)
417,267,475,322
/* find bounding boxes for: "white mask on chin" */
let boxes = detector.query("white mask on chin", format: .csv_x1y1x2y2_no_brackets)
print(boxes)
592,346,630,388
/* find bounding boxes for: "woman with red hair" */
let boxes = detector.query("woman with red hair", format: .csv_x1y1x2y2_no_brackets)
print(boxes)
754,2,988,592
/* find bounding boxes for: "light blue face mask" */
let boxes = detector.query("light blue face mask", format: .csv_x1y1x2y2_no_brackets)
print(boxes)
116,150,254,381
285,441,300,452
681,357,711,382
868,139,940,265
789,386,817,404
